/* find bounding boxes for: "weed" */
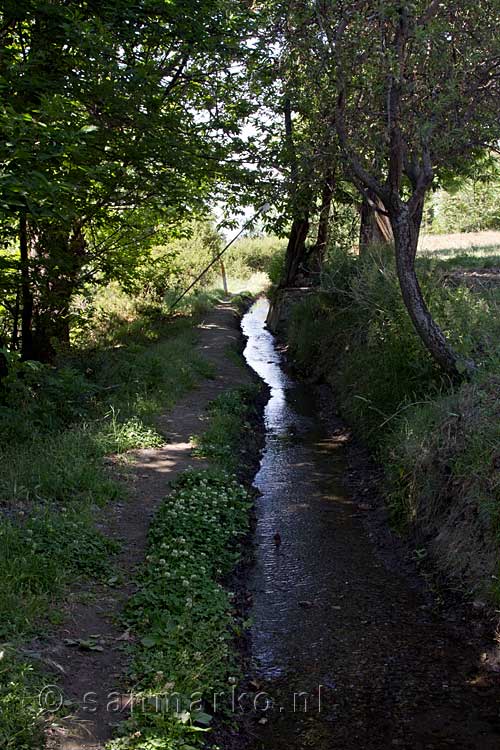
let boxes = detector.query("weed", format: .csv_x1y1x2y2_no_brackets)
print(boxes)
108,469,252,749
107,384,258,749
0,289,218,746
0,508,119,639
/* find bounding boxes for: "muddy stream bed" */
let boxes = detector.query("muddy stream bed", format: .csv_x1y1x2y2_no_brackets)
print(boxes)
239,298,500,750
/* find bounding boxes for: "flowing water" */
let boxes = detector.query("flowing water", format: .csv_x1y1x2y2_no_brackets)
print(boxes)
240,298,500,750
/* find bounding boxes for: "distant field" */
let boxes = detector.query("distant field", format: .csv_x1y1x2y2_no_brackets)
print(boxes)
418,230,500,256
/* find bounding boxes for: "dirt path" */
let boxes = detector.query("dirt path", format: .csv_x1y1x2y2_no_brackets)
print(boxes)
39,302,254,750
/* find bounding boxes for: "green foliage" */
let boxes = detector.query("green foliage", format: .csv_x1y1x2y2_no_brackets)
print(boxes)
288,248,438,439
0,289,220,747
0,652,45,750
0,426,120,509
0,508,119,639
0,0,254,359
425,250,500,268
0,292,216,596
385,373,500,595
107,382,257,749
423,177,500,234
128,229,286,304
288,246,499,442
0,356,98,440
193,386,258,470
109,468,252,748
0,300,214,507
224,235,286,282
266,244,287,287
140,220,223,300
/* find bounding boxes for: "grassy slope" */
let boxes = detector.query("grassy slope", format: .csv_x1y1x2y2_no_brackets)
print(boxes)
286,244,500,599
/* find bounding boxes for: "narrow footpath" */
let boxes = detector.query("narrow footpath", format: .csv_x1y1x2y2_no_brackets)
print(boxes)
41,302,254,750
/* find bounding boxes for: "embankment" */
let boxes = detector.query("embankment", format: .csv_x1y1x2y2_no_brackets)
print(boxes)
267,248,500,601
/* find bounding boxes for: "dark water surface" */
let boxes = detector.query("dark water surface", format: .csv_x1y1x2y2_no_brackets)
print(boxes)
240,298,500,750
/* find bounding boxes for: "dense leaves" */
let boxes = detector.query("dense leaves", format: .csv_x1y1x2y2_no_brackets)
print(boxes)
0,0,253,359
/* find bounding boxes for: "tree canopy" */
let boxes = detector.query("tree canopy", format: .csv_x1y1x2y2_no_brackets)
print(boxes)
1,0,499,370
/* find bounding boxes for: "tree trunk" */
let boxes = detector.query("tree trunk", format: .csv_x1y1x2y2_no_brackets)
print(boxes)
0,337,7,382
308,170,334,277
390,202,472,376
30,222,86,362
11,287,20,350
220,260,228,294
19,211,35,361
32,299,71,362
359,192,393,254
281,214,310,287
280,95,311,287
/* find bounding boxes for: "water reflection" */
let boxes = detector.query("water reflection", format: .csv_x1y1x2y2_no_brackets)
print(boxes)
240,297,500,750
242,298,347,682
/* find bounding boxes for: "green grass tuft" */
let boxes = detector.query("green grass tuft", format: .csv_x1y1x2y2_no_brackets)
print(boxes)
0,652,46,750
192,385,259,470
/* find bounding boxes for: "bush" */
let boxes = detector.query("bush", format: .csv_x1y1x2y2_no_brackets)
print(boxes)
423,179,500,234
0,356,98,441
287,247,443,439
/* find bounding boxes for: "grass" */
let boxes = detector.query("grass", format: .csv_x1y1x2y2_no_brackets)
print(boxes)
418,231,500,254
193,386,259,470
107,387,258,750
286,243,500,597
0,508,120,639
0,651,46,750
432,251,500,270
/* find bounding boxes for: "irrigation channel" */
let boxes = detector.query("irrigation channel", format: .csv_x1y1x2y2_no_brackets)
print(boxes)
240,297,500,750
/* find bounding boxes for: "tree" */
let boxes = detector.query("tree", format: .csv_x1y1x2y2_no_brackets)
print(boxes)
314,0,500,374
242,2,347,287
0,0,252,360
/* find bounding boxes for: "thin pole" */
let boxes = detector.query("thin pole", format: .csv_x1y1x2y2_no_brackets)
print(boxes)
168,203,270,312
